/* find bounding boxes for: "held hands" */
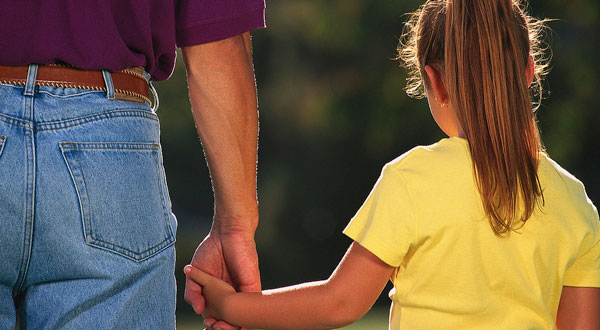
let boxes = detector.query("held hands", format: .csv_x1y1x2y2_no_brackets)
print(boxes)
184,265,237,322
184,224,260,330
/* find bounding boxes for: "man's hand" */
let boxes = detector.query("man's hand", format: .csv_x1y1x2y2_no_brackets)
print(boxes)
184,223,261,330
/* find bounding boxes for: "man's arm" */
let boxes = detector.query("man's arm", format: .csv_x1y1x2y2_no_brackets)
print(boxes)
181,31,261,328
182,31,258,225
556,286,600,330
185,241,395,330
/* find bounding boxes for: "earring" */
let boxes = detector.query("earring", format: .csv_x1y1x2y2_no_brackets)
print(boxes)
435,97,446,107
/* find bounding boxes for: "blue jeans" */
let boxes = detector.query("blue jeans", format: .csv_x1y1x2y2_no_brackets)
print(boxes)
0,65,177,329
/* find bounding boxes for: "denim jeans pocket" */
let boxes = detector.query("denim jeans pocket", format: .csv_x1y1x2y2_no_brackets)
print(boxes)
59,142,175,262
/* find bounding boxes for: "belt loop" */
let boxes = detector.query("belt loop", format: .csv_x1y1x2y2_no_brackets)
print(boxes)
141,71,158,112
101,70,115,100
141,71,151,82
149,82,159,113
23,64,38,96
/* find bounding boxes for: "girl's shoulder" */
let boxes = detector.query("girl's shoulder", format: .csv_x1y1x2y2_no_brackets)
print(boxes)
538,152,584,188
386,137,470,173
537,152,598,221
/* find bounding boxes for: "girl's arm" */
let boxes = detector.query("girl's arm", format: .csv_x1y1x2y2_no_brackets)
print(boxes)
556,286,600,330
184,241,394,330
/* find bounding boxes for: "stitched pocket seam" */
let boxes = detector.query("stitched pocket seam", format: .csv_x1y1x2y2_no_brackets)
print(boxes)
0,136,6,158
59,142,175,262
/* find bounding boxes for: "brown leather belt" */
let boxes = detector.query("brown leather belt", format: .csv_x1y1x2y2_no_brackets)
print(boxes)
0,64,151,104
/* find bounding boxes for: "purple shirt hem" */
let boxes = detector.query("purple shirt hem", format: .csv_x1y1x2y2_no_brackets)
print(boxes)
176,6,265,47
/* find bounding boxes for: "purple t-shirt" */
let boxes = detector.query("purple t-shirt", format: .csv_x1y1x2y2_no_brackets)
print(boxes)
0,0,265,81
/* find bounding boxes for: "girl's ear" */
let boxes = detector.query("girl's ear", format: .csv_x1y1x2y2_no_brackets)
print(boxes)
424,65,449,105
526,55,535,86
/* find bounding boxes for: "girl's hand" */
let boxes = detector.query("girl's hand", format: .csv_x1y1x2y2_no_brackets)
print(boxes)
184,265,237,321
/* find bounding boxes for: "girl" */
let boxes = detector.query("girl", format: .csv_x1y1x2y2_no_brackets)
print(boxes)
185,0,600,329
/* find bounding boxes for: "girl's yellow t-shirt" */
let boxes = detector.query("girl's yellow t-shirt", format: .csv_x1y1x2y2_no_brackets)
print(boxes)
344,137,600,330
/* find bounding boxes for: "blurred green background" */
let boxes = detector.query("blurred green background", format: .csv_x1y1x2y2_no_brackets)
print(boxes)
153,0,600,328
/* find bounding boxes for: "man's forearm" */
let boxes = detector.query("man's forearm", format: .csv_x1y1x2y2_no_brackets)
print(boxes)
182,32,259,232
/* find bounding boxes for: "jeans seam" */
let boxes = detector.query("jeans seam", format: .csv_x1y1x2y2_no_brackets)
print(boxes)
14,98,35,295
86,239,175,262
0,82,25,89
35,110,159,131
37,90,104,98
0,136,6,158
0,113,31,129
75,155,96,241
60,142,160,150
60,146,95,248
87,237,175,261
156,150,175,239
0,110,157,131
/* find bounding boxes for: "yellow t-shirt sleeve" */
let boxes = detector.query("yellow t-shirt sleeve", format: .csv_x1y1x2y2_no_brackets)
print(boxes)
564,205,600,287
343,165,418,267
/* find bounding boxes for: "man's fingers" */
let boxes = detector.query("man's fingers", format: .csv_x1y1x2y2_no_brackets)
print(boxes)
184,265,212,286
203,318,217,327
208,320,240,330
237,282,261,293
205,318,237,330
184,276,205,314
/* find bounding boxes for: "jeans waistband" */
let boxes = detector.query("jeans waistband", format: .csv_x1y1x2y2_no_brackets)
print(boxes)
0,64,156,108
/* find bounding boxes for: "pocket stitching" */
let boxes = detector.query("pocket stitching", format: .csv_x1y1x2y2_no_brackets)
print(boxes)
0,136,6,158
155,149,176,239
59,142,175,262
60,145,94,246
60,142,161,150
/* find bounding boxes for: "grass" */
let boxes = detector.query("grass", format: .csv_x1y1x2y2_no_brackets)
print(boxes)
176,307,389,329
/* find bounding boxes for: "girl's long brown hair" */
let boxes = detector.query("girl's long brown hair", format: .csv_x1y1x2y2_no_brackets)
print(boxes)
399,0,550,235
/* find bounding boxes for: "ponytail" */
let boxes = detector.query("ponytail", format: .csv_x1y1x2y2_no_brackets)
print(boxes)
399,0,550,235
